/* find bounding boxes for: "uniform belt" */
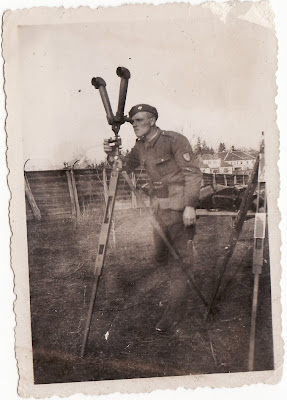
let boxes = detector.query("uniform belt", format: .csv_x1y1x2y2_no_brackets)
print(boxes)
142,181,184,199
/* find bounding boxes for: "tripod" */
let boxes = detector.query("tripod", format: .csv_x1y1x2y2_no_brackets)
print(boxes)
204,136,267,371
80,67,208,356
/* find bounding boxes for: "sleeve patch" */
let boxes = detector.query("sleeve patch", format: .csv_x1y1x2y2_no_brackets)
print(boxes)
183,152,191,161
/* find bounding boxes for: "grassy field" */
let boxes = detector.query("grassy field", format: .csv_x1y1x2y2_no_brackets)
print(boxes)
27,207,273,384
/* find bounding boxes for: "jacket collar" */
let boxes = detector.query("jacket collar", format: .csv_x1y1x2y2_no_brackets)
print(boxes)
136,128,162,146
146,128,162,147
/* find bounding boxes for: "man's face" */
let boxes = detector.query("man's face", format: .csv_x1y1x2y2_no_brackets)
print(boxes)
131,112,155,138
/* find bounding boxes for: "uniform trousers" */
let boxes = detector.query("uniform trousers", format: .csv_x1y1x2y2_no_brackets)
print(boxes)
152,207,196,307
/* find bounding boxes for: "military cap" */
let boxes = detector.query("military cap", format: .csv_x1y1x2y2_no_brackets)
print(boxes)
129,104,158,119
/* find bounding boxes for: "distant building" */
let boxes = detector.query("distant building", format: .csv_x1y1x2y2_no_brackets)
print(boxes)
224,151,256,171
200,150,257,174
218,161,233,174
198,159,211,173
200,154,221,173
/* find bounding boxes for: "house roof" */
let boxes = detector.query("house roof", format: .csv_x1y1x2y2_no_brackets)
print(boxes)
233,151,256,160
216,150,256,161
247,149,259,157
224,152,242,161
201,154,220,160
216,152,228,160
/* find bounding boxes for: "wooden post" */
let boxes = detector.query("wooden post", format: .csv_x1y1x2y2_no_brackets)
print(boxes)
213,173,216,185
70,170,80,218
66,170,76,218
24,173,41,221
224,174,227,186
131,172,137,208
234,174,237,185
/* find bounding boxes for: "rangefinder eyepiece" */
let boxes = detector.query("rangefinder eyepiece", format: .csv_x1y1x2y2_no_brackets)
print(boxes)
91,77,106,89
91,67,131,128
116,66,131,80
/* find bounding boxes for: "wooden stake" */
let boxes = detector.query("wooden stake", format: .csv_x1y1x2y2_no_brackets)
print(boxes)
66,170,76,218
24,173,41,221
131,172,137,208
70,170,80,218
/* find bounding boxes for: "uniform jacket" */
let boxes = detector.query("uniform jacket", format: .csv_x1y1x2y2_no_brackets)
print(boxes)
124,128,202,211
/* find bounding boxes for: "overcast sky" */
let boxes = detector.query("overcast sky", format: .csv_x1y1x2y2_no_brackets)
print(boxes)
18,2,277,169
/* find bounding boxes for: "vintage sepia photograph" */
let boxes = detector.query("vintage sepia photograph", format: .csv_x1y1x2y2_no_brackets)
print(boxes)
3,1,283,397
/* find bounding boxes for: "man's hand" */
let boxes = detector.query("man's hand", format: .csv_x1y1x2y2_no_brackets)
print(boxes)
103,139,116,155
183,206,196,227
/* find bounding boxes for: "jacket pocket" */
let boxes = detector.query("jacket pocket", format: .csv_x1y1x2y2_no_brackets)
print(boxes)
155,155,178,176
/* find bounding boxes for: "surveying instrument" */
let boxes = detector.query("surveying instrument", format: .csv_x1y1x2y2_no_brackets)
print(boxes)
80,67,209,356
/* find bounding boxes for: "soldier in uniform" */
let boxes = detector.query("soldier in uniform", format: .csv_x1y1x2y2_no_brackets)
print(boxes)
104,104,202,332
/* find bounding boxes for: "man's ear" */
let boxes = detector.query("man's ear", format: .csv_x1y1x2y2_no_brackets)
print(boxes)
150,117,156,126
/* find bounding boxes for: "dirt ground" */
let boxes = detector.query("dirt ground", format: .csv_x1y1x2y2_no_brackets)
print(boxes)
27,207,274,384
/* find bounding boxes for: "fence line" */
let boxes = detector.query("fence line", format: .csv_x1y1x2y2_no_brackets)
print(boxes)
25,167,251,220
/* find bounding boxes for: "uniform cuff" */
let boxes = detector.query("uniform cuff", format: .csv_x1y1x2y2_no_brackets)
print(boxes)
184,195,199,208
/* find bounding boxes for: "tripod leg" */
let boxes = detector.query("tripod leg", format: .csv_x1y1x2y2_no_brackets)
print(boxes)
93,170,119,275
81,275,100,357
81,169,119,357
205,156,259,319
248,232,266,370
248,272,260,370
